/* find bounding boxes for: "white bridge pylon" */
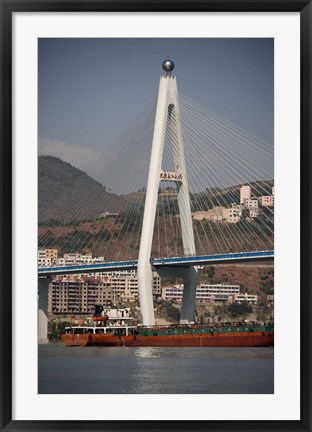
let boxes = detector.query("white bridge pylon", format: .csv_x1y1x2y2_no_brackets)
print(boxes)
138,60,197,326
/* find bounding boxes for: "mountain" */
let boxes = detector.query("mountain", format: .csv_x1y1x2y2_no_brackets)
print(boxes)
38,156,126,221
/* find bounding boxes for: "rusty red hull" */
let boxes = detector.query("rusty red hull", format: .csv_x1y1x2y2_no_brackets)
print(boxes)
61,331,274,347
61,334,92,346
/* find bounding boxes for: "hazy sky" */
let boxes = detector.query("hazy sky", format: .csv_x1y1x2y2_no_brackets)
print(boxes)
38,38,274,171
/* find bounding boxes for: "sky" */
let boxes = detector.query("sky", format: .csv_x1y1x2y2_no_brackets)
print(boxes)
38,38,274,173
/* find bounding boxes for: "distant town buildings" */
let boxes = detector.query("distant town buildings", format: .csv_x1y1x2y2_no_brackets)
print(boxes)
48,277,113,314
38,251,104,268
231,293,258,304
192,206,225,223
243,198,259,210
192,184,273,223
193,206,243,224
40,250,160,314
162,283,257,304
243,198,259,218
40,248,262,315
48,270,161,314
223,206,242,223
57,253,105,266
38,249,58,267
258,195,274,207
256,185,274,207
240,185,251,204
96,211,119,219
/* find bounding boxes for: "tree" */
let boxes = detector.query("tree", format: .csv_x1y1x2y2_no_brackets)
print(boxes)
228,302,253,318
207,266,215,278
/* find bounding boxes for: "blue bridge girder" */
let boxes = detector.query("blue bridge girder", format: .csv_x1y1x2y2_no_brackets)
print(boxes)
37,250,274,277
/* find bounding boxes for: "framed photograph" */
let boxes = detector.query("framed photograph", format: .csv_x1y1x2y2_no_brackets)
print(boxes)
1,1,311,431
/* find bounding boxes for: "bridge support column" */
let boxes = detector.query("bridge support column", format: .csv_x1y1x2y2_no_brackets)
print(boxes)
157,266,198,323
180,266,198,323
137,263,155,326
38,277,51,344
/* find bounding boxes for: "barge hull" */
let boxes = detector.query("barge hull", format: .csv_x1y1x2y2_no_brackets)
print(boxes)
61,334,92,346
61,331,273,347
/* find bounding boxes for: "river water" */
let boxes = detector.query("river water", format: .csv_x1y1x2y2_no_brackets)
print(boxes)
38,343,274,394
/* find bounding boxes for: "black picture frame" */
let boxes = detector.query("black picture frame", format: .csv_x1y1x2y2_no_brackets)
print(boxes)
1,1,311,431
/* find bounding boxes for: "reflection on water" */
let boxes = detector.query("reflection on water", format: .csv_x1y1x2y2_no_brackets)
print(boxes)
38,343,274,394
134,347,161,358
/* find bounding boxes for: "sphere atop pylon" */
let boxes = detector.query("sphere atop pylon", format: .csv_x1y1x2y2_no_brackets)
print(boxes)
162,59,174,76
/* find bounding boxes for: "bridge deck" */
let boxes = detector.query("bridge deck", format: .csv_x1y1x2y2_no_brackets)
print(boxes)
38,250,274,276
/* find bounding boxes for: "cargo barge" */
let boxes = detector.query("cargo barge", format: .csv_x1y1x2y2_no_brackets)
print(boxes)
61,307,274,348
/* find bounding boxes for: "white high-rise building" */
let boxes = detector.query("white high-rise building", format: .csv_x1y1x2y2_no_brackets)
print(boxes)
240,185,251,204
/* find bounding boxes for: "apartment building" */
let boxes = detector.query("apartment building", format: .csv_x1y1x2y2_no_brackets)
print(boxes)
38,249,58,267
243,198,259,209
240,185,251,204
48,271,161,314
38,251,106,268
197,283,241,302
258,195,274,207
55,253,105,266
162,283,241,302
192,206,225,223
223,207,242,223
193,206,243,224
231,293,258,304
48,279,114,314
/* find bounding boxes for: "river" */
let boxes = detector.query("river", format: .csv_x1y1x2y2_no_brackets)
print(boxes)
38,343,273,394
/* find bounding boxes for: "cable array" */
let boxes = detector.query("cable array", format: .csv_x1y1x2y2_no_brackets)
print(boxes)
179,93,274,254
38,91,274,262
39,98,156,260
